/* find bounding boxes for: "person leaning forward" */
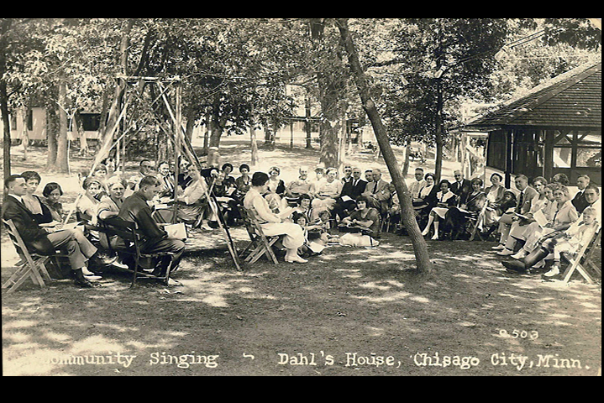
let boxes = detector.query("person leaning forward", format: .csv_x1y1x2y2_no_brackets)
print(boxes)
118,176,185,277
2,174,110,288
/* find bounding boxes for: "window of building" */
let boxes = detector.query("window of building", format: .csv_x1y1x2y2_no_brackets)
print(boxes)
487,130,506,171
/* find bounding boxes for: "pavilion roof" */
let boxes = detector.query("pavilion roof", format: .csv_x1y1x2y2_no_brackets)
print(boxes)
465,61,601,130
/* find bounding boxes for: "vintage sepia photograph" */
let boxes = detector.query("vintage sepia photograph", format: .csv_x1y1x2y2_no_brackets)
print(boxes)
1,18,601,376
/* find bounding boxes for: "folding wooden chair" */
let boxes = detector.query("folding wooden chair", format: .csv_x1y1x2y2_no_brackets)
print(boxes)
380,212,391,233
238,207,279,265
98,217,175,286
2,219,54,294
560,227,601,284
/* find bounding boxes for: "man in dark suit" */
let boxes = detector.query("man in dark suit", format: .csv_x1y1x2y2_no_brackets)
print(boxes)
118,176,185,277
361,168,392,214
332,166,367,221
2,174,103,288
450,170,472,203
571,175,590,214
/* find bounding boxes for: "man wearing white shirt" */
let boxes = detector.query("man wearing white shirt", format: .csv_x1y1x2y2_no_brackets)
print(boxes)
407,167,426,198
243,172,306,263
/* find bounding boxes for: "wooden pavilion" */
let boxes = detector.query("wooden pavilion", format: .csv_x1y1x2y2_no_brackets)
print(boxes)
462,61,601,188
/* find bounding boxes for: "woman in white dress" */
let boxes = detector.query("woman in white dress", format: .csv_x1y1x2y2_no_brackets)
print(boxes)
312,167,343,212
174,166,211,229
243,172,307,263
76,177,103,224
483,173,506,226
264,166,287,212
508,182,560,260
421,180,457,240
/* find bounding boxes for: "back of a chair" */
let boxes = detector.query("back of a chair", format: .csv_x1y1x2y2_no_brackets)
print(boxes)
97,216,141,254
3,219,36,266
239,206,258,239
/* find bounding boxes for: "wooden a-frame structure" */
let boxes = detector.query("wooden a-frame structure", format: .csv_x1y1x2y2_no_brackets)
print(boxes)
69,75,241,271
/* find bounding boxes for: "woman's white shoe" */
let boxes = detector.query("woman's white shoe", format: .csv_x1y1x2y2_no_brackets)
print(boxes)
285,255,308,263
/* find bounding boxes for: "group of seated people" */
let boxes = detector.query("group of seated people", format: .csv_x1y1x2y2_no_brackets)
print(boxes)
4,152,600,285
400,167,497,240
489,172,601,280
404,168,601,279
2,163,188,288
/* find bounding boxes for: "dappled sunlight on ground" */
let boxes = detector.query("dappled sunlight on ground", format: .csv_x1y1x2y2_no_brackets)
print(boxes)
3,229,601,375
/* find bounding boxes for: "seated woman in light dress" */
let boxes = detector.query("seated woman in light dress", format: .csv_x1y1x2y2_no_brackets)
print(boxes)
420,179,457,240
312,167,343,213
243,172,307,263
174,166,211,229
482,173,506,227
505,182,560,260
412,173,438,224
264,166,287,212
76,177,103,224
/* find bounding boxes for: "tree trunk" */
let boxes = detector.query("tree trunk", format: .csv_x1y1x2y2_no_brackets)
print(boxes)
209,94,224,148
305,93,312,149
75,110,89,156
336,18,432,274
46,104,58,170
21,106,29,161
401,139,411,178
55,79,70,173
101,19,133,160
318,76,342,169
1,19,13,191
184,108,197,145
249,106,259,166
203,112,210,155
209,117,224,148
97,88,109,146
434,78,444,184
0,79,11,183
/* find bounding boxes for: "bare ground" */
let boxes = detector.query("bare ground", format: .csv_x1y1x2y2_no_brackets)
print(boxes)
1,138,601,376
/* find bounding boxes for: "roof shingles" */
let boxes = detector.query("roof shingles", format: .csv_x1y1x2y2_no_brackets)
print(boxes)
466,62,601,129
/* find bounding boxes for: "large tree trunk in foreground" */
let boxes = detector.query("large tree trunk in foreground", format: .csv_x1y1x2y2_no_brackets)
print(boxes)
337,18,432,274
55,79,70,173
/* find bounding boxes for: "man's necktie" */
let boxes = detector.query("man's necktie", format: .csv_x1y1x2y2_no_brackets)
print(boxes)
516,191,524,213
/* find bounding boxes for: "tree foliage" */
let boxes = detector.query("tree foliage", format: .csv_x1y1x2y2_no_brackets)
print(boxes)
1,18,601,176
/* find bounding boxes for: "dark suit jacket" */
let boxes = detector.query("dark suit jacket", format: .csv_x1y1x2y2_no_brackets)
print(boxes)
118,192,167,247
340,178,367,200
571,190,589,214
451,179,472,200
2,195,54,255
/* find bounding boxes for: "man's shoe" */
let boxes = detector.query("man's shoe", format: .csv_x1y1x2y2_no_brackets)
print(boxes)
502,260,527,273
82,266,100,276
497,248,514,256
492,244,505,250
74,269,94,288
